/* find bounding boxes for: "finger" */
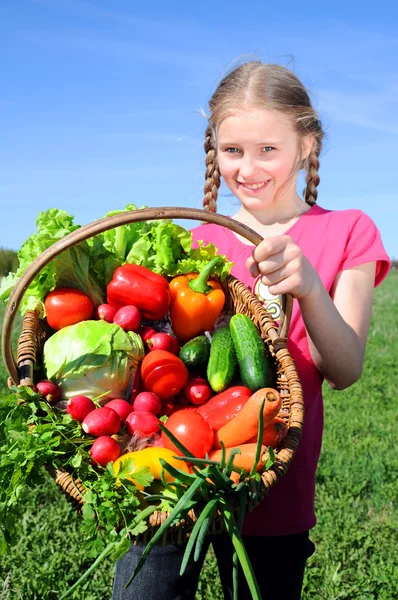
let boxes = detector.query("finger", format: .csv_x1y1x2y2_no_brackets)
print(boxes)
246,256,259,278
252,236,289,264
260,264,289,286
256,252,286,276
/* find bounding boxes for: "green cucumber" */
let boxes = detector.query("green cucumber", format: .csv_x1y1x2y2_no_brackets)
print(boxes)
229,313,273,392
179,335,210,369
207,326,237,392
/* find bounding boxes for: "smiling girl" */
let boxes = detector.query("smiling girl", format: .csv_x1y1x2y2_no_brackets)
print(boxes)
113,61,390,600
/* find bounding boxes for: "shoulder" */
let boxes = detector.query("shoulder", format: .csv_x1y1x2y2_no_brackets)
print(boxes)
308,206,391,286
305,205,383,242
308,205,374,228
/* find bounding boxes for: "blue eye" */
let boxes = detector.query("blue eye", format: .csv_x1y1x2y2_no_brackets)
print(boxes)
263,147,274,152
225,147,241,153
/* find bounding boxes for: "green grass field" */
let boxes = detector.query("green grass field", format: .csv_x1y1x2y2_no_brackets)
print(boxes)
1,272,397,599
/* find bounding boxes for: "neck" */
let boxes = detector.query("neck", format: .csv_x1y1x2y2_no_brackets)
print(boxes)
232,195,310,228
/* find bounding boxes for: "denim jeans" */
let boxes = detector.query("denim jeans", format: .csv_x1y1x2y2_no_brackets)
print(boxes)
112,531,315,600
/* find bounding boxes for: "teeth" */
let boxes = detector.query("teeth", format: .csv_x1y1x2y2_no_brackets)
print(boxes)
242,182,268,190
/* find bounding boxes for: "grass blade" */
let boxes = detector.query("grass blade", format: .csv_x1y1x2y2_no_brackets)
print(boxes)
180,497,219,575
208,464,233,489
59,504,157,599
232,489,248,600
265,446,275,470
219,440,227,469
159,458,197,485
223,448,241,478
220,498,261,600
173,455,222,467
249,398,265,477
193,499,219,562
59,542,116,599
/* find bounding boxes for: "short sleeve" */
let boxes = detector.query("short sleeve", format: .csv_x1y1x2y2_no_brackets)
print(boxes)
339,211,391,287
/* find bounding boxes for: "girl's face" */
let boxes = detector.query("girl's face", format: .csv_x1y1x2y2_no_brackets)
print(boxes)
216,108,311,211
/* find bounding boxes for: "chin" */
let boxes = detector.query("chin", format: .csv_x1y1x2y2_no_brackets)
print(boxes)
239,195,273,211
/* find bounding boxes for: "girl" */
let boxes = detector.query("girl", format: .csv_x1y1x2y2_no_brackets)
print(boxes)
112,61,391,600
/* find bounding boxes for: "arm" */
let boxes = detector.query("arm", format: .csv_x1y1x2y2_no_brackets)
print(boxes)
298,262,375,389
247,236,376,390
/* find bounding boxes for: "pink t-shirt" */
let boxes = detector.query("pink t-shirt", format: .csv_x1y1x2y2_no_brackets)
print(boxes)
191,205,391,536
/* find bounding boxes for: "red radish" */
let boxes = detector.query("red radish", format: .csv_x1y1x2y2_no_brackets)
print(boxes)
138,325,157,345
133,392,162,415
95,303,117,323
125,411,160,436
90,436,121,466
82,407,121,437
105,398,134,422
67,395,96,422
147,332,180,355
183,376,212,405
35,380,61,404
113,305,141,331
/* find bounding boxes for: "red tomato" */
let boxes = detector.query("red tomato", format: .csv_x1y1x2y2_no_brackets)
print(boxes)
44,288,94,330
161,409,214,458
141,350,189,399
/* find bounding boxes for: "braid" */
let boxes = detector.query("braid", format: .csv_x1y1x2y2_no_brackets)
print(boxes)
304,151,320,206
203,125,220,213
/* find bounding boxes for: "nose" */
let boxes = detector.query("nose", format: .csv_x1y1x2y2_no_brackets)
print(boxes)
238,154,257,179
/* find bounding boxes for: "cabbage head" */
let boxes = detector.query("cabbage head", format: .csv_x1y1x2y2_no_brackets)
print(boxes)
43,320,144,403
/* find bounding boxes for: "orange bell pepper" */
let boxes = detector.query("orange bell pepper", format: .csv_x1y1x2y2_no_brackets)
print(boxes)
169,257,226,342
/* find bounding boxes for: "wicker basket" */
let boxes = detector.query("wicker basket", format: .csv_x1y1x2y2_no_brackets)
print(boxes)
2,207,304,544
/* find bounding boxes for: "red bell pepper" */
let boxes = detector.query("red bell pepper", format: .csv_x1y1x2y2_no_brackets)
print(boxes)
196,385,251,430
107,264,170,321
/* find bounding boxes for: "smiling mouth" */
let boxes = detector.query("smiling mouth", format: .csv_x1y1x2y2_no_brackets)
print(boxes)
238,180,271,191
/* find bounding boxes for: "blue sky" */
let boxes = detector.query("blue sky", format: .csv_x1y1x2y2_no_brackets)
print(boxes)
1,0,397,258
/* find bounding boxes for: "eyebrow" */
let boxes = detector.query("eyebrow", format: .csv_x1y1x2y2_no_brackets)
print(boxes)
218,141,281,146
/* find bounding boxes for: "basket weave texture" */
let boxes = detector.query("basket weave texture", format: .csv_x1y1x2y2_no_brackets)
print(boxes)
2,207,304,544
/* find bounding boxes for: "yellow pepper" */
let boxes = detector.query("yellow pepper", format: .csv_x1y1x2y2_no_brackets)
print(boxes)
112,447,190,490
169,257,226,342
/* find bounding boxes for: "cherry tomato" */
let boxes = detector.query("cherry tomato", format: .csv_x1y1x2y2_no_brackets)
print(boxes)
44,288,94,330
161,409,214,458
141,350,189,399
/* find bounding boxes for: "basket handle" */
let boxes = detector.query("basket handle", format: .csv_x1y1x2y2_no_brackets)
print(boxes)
2,207,293,385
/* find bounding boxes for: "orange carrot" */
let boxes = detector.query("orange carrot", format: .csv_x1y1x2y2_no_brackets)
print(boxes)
213,388,281,449
229,470,241,484
246,416,288,448
209,443,266,473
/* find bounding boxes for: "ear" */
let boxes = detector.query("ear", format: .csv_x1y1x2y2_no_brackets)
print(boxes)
301,135,314,161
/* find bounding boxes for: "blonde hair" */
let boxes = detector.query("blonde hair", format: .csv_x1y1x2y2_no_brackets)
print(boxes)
203,62,324,213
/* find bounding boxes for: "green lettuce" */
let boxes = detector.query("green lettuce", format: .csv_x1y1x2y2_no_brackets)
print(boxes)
0,204,233,316
92,204,233,283
43,320,144,402
0,209,105,316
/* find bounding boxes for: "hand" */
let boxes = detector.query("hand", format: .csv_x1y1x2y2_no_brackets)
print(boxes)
246,235,320,299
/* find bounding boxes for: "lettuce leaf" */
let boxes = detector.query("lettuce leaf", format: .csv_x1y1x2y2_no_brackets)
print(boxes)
1,205,233,316
92,205,233,282
0,209,105,316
